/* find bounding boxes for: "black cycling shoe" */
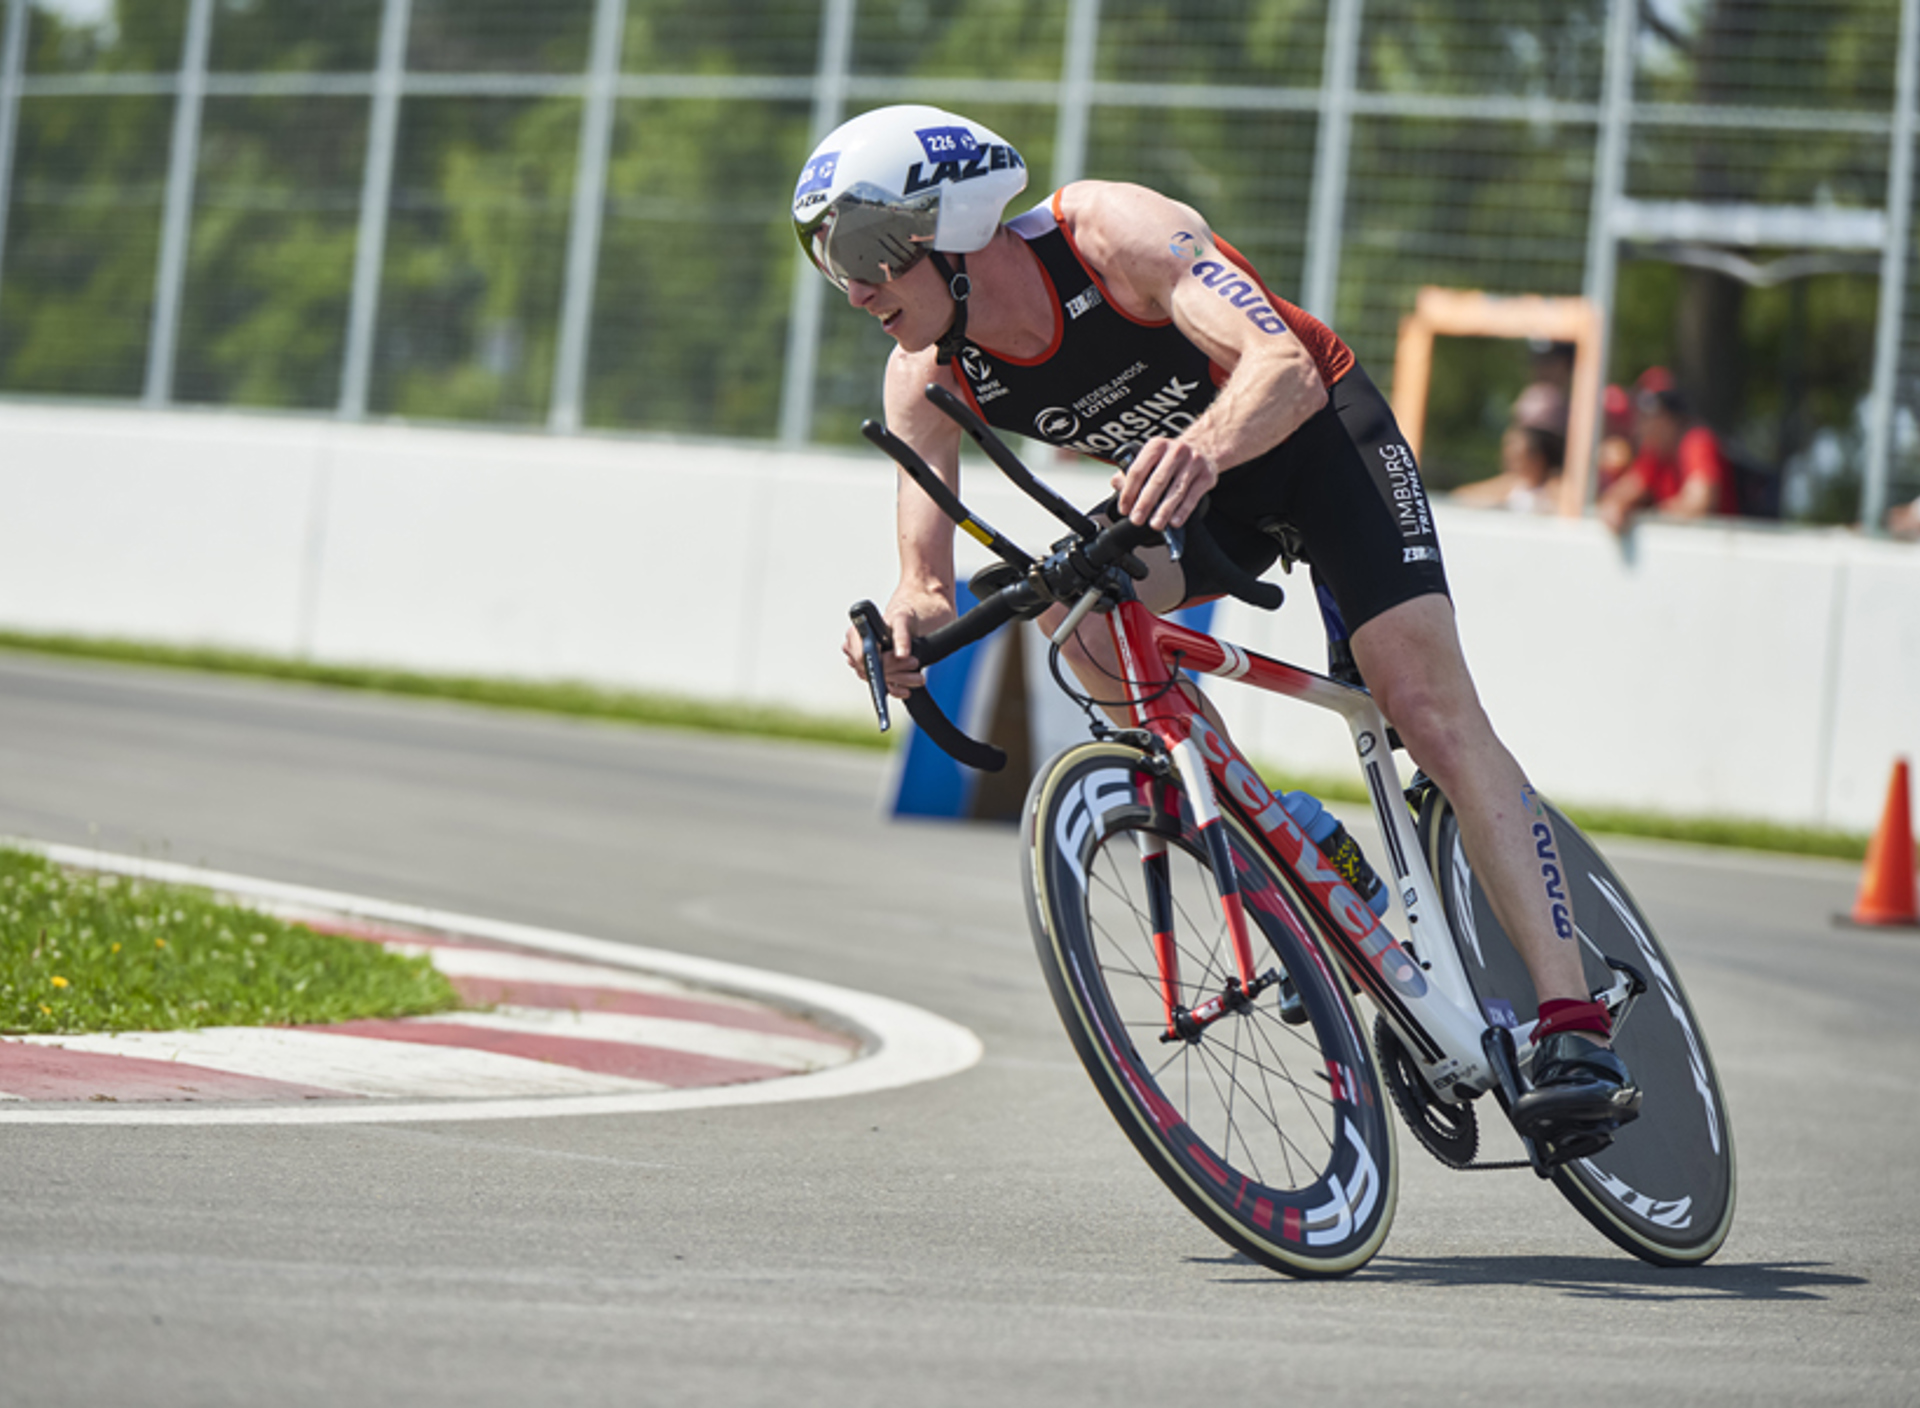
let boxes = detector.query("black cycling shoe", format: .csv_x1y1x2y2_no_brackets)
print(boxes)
1511,1032,1643,1143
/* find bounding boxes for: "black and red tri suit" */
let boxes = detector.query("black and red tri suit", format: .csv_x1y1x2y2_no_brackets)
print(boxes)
951,190,1447,638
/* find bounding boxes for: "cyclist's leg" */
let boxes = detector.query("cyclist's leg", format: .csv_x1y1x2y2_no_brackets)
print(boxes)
1350,598,1638,1132
1350,597,1587,1007
1290,369,1635,1132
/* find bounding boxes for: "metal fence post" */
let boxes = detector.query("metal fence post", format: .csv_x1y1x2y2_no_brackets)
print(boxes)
778,0,856,448
1864,0,1919,532
549,0,625,434
340,0,411,420
1051,0,1099,190
0,0,25,320
1576,0,1638,505
142,0,212,407
1301,0,1361,324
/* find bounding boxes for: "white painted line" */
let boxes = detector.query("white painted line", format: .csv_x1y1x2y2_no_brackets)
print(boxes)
16,1026,658,1099
0,840,985,1126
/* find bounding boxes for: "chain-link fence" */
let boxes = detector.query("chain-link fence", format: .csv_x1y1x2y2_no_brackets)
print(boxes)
0,0,1913,526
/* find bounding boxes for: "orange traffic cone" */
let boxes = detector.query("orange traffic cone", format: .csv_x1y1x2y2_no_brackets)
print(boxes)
1842,758,1919,928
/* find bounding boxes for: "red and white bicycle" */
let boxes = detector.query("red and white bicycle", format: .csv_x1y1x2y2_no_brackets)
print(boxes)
852,386,1736,1278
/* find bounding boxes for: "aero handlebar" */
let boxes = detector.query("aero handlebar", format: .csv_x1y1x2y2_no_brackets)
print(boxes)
852,387,1283,772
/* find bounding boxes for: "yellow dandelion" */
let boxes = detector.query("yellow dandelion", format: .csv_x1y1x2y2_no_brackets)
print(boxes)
50,975,68,989
111,943,121,954
155,938,167,949
38,1003,50,1015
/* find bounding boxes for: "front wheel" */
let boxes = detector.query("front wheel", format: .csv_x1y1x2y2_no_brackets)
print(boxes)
1420,791,1736,1266
1024,740,1398,1278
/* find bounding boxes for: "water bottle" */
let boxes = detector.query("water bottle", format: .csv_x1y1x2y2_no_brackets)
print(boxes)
1278,790,1390,918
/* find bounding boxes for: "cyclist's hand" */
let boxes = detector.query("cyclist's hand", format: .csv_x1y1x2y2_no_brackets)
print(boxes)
1113,437,1219,531
843,589,954,699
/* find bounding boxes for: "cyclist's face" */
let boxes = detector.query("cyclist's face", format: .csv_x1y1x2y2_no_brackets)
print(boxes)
846,258,946,350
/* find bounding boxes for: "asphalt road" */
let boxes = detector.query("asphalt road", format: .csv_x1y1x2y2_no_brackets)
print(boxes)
1,651,1915,1407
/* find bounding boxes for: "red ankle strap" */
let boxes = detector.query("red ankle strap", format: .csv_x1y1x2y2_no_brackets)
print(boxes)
1535,998,1611,1040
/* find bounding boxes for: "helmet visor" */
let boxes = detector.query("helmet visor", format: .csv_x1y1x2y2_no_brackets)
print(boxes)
800,183,939,290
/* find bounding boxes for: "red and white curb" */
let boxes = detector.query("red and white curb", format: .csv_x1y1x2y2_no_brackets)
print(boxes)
0,842,983,1126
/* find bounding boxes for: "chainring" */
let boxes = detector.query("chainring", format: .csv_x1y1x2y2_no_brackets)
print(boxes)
1374,1014,1480,1169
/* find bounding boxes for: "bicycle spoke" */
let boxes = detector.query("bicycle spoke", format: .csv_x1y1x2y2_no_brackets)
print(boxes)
1139,1004,1340,1192
1194,1025,1334,1185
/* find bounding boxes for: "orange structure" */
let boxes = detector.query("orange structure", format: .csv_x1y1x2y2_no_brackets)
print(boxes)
1390,287,1604,518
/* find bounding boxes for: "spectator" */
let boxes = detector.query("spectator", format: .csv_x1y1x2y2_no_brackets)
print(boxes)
1453,382,1566,513
1598,382,1635,491
1597,381,1735,533
1890,494,1920,541
1527,338,1576,394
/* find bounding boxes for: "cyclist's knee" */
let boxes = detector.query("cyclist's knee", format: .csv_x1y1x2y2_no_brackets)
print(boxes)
1369,670,1498,789
1389,696,1484,781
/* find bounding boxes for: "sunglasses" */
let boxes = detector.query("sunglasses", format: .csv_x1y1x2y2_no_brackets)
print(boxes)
801,183,940,290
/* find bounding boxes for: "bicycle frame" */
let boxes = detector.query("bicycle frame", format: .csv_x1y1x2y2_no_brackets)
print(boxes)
1098,593,1509,1102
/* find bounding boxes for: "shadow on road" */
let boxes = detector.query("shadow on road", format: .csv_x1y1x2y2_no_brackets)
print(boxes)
1192,1253,1863,1302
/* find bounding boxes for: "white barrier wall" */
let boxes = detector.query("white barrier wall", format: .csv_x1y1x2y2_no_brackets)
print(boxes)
1,401,1913,832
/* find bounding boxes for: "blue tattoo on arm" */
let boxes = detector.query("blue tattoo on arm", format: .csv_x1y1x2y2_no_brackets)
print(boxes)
1187,260,1289,335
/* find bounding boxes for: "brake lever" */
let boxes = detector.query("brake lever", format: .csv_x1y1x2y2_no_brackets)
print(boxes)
849,601,893,733
850,599,1009,771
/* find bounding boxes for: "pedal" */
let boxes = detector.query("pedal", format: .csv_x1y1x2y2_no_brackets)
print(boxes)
1530,1119,1621,1170
1511,1092,1637,1173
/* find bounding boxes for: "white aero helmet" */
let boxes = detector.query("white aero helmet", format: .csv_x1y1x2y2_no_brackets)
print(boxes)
792,105,1028,290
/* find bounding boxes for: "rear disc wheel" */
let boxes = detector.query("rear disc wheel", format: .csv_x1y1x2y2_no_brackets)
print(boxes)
1420,791,1736,1265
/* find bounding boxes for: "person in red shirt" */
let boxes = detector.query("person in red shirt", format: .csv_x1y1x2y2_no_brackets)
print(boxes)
1598,385,1734,532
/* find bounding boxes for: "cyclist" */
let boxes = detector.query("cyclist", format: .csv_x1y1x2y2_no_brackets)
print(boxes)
796,105,1639,1144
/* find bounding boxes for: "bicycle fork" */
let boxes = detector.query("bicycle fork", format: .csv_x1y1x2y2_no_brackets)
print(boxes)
1138,733,1286,1045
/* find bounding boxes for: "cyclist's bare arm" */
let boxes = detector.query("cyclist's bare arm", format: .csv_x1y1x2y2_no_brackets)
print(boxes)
1054,181,1327,530
840,346,968,697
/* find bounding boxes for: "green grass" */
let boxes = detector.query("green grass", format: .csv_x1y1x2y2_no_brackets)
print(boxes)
0,630,886,751
0,847,463,1035
0,630,1874,861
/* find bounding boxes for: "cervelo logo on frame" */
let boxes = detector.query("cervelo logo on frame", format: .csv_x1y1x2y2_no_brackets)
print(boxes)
1188,260,1289,336
904,125,1025,195
1181,713,1428,1003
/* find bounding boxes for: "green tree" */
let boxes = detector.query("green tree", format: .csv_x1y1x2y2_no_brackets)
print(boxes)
0,94,170,395
173,95,367,409
371,96,579,424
